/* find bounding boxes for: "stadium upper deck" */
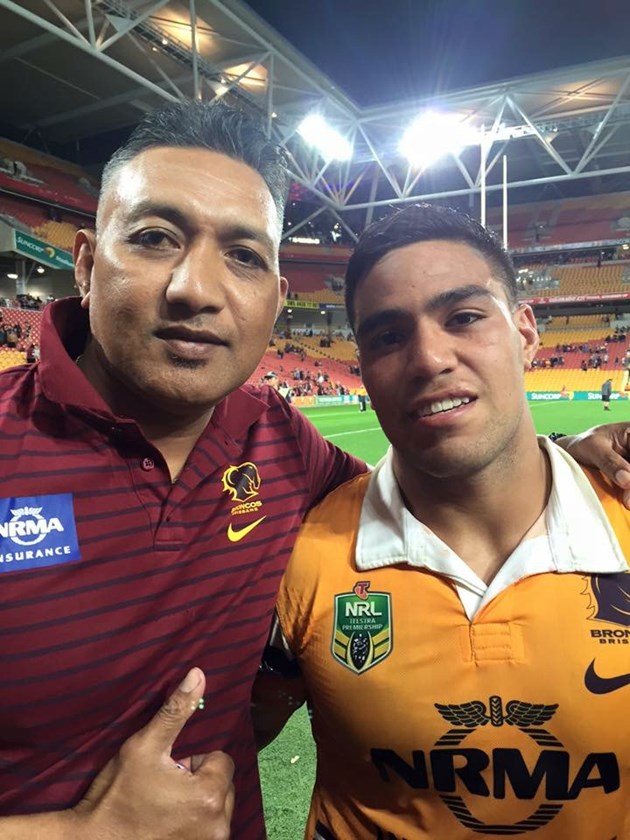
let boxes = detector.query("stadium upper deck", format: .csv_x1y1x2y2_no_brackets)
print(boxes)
0,0,629,244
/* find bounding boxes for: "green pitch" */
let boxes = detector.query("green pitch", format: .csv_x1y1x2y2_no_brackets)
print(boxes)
258,398,627,839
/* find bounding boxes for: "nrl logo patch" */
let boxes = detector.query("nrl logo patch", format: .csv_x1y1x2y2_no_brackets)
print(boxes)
332,581,392,674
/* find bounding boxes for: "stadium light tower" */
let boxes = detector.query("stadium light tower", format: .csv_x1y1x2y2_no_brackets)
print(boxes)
399,111,479,169
400,112,527,244
298,114,353,162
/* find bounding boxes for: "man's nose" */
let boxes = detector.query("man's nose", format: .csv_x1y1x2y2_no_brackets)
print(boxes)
408,324,456,379
165,241,227,312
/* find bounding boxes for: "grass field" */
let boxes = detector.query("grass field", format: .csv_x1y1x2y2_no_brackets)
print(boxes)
258,398,628,839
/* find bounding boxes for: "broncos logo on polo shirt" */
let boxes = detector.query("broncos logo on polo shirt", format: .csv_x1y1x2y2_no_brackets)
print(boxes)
221,462,262,503
221,463,267,543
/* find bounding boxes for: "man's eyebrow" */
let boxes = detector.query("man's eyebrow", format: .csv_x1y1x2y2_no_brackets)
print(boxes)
425,284,495,312
123,204,276,255
355,285,496,341
124,201,190,230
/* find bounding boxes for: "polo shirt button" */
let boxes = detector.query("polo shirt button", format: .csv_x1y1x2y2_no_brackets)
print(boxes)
141,457,155,471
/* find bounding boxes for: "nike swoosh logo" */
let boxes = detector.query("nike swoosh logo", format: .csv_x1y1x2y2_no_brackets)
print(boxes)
584,659,630,694
227,516,266,543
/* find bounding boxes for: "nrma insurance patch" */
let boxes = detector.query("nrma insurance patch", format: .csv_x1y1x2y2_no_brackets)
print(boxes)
0,494,80,571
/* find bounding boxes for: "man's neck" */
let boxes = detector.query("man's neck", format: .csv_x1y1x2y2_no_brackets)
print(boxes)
394,434,551,585
76,349,215,482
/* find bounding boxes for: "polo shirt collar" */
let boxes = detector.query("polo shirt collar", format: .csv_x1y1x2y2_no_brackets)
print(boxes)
356,437,627,576
38,297,113,415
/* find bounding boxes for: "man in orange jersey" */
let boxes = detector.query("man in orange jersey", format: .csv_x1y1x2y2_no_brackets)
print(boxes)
253,204,630,840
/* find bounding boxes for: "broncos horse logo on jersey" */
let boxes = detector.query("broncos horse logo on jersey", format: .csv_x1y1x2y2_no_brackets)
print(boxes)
584,572,630,694
221,462,262,503
587,572,630,627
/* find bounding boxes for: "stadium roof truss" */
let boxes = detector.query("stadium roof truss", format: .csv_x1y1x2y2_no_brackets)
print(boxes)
2,0,630,239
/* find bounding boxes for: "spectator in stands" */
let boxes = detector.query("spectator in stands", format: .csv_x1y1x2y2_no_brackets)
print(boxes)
263,370,279,389
5,327,17,348
253,204,630,840
602,378,613,411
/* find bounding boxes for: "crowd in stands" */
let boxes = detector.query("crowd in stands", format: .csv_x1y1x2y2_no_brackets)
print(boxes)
253,332,362,397
263,371,354,399
0,310,39,360
0,294,48,310
0,305,43,371
533,324,630,374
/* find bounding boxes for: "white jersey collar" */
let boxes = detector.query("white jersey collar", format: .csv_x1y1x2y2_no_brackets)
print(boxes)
356,437,627,582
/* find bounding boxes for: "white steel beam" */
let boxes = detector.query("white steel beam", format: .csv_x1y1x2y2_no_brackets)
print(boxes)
507,97,573,175
280,206,325,241
335,163,630,213
98,0,171,52
0,0,179,102
574,70,630,173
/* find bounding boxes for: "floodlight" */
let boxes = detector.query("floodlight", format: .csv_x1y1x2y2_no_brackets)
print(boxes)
7,273,18,280
298,114,353,162
400,111,479,168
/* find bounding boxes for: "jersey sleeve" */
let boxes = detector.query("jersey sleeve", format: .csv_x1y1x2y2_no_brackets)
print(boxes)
259,608,301,677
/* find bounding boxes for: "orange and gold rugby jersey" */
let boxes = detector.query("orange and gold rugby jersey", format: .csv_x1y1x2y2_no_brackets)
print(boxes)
277,460,630,840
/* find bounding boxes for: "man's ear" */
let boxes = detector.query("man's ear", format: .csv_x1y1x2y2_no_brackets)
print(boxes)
276,276,289,320
515,303,539,370
74,229,97,310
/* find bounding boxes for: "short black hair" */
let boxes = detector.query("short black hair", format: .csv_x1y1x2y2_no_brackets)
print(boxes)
100,99,289,227
345,203,518,328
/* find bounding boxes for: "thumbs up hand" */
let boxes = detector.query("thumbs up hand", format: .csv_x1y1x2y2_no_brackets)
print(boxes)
72,667,234,839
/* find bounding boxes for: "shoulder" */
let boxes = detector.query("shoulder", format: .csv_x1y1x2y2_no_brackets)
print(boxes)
303,472,371,526
581,466,630,564
285,473,371,571
0,362,36,400
239,382,301,421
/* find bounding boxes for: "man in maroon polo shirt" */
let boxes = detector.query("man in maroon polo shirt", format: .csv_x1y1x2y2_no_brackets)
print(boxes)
0,99,629,840
0,100,364,840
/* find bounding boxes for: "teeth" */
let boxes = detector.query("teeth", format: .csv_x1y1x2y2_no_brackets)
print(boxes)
420,396,471,417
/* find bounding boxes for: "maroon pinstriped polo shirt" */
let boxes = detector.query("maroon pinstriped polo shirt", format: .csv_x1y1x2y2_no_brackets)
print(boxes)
0,298,365,838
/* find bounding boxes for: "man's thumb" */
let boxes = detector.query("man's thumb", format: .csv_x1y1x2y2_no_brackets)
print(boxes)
139,667,206,754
